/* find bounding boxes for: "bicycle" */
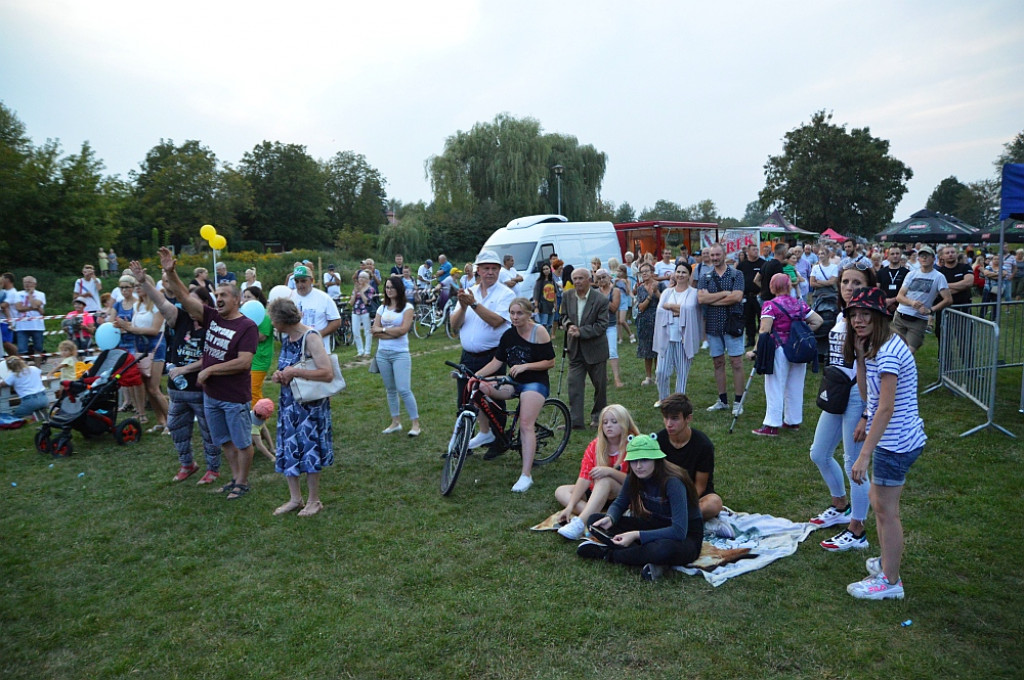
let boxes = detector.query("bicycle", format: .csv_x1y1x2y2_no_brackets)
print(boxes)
333,299,354,348
440,360,571,496
413,290,446,339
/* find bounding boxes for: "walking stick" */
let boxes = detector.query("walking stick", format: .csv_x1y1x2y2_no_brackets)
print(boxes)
555,327,569,398
729,364,758,434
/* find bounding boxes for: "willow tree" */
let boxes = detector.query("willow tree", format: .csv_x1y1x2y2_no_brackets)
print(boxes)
426,113,607,226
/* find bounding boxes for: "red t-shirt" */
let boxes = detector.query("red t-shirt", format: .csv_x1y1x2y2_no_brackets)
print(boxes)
201,305,258,404
577,438,629,490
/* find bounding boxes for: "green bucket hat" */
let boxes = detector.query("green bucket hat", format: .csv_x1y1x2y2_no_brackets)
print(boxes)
624,433,665,462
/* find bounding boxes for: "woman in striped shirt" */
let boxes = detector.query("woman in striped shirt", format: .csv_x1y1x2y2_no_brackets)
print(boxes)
843,287,926,600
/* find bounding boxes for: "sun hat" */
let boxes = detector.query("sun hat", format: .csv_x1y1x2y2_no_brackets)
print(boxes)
293,266,311,279
474,250,502,267
624,433,666,462
846,287,891,317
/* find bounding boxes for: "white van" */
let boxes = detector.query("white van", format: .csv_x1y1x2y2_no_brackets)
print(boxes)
480,215,622,297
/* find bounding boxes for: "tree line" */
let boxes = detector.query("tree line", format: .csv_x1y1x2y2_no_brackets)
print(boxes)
2,100,1020,271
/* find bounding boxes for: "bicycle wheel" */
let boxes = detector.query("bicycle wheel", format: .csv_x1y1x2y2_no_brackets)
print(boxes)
413,304,430,339
532,398,571,466
444,303,458,339
441,411,474,496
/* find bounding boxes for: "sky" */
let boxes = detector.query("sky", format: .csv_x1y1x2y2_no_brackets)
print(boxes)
2,0,1022,227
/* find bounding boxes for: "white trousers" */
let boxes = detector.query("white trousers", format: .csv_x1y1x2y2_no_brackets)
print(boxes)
656,340,692,400
762,345,806,427
352,312,372,355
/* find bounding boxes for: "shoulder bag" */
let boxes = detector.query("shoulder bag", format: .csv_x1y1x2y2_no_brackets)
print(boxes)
290,330,346,403
815,365,856,414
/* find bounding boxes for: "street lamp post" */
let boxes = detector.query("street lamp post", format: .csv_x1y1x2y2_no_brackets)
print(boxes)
552,164,564,216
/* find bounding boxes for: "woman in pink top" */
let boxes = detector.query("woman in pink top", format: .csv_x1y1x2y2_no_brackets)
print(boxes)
753,273,823,436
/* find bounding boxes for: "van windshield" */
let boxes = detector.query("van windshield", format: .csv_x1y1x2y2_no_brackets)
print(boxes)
487,242,538,273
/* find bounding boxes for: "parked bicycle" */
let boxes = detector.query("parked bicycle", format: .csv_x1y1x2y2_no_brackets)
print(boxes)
413,291,457,339
333,298,354,348
440,360,571,496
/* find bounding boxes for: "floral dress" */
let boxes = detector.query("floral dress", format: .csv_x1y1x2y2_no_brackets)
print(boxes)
635,284,658,359
275,330,334,476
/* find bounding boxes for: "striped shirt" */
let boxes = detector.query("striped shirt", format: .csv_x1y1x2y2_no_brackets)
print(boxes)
865,334,926,453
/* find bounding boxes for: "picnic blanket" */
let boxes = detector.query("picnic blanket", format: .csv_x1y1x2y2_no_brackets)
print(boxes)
532,508,815,587
675,509,816,586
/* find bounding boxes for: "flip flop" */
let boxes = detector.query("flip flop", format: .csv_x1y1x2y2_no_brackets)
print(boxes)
147,424,165,434
273,499,305,516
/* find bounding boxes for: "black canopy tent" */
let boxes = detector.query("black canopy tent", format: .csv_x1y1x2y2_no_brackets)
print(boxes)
875,209,981,243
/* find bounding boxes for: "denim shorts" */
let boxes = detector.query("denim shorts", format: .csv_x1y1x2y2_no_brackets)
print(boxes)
706,332,744,358
204,395,253,449
873,445,923,487
513,381,550,398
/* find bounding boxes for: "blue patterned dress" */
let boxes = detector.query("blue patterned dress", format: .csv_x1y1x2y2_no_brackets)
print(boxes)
275,331,334,476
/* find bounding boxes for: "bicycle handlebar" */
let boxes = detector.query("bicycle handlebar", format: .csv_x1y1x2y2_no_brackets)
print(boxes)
444,360,515,388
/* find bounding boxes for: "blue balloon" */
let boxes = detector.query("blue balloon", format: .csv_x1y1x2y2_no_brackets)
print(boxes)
240,300,266,325
95,322,121,351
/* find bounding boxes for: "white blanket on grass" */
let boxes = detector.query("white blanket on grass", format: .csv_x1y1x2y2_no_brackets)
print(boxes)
674,509,816,587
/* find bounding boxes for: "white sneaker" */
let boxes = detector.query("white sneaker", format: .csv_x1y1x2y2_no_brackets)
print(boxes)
707,400,729,412
820,529,869,552
847,573,904,600
467,431,495,449
557,516,585,540
809,504,852,528
700,340,709,350
704,516,736,539
731,402,744,417
511,474,533,493
381,424,403,434
865,556,883,576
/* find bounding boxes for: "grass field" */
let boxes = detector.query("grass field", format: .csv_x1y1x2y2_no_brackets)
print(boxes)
1,331,1022,679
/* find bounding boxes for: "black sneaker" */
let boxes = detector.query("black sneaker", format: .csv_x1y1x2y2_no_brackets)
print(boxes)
641,563,665,582
482,446,505,461
576,541,609,560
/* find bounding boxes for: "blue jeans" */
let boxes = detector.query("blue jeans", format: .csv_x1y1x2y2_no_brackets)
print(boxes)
809,390,869,521
377,347,418,419
873,445,923,487
204,395,252,449
14,390,48,418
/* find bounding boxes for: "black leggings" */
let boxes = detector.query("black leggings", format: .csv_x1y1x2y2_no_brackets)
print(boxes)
586,513,701,567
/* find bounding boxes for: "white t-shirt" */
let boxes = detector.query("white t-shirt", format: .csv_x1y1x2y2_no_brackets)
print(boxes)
501,266,523,296
4,365,45,397
376,302,413,352
14,290,46,331
240,280,263,294
323,272,342,298
111,286,124,304
294,288,341,351
654,261,675,280
416,265,433,289
74,277,102,312
811,262,839,289
459,283,515,353
826,312,855,380
895,269,948,319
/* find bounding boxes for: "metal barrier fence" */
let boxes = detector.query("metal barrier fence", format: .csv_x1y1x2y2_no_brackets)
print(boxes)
949,300,1024,369
925,308,1015,438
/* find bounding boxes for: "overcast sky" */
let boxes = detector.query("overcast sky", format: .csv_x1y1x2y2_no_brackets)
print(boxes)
2,0,1022,226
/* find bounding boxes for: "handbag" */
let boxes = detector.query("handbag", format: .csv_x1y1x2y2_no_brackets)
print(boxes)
725,312,745,338
816,365,856,414
289,330,346,403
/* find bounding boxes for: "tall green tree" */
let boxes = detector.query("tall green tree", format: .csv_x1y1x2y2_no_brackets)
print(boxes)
614,201,636,223
241,141,328,249
426,113,608,245
926,176,968,215
740,200,768,227
638,200,691,221
125,139,242,251
956,179,1000,229
323,151,387,233
994,129,1024,170
688,199,720,223
759,110,913,237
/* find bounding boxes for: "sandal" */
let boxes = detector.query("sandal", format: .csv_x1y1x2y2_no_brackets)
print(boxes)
297,500,323,516
226,483,250,500
218,479,237,493
147,424,165,434
273,499,304,515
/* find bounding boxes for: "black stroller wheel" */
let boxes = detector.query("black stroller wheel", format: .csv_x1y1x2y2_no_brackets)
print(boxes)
52,435,73,458
34,428,52,455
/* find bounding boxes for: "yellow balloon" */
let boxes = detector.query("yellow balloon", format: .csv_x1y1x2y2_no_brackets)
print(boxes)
200,224,217,240
210,235,227,251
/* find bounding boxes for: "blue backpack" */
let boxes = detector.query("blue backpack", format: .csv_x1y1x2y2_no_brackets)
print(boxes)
771,302,819,372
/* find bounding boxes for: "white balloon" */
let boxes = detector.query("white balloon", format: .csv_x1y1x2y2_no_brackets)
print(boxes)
267,285,293,303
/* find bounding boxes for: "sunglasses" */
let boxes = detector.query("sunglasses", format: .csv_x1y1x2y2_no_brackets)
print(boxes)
842,259,872,271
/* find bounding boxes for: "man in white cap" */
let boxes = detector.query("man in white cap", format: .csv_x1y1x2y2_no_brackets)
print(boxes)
292,265,341,352
449,249,515,456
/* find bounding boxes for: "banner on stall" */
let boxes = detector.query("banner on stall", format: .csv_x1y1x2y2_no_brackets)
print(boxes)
700,229,760,258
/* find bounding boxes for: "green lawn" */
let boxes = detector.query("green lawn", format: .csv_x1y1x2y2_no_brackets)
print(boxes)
1,333,1021,679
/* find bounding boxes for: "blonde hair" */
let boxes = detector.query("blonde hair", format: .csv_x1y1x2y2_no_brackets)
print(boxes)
608,256,620,271
59,340,77,356
5,356,28,375
245,267,257,278
595,404,640,467
510,297,534,314
118,275,137,287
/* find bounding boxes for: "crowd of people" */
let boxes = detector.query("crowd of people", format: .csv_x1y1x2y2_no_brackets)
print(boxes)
3,234,1017,594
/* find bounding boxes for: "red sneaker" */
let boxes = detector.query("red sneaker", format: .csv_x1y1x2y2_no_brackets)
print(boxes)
196,470,220,485
782,423,801,431
751,426,779,437
173,462,199,482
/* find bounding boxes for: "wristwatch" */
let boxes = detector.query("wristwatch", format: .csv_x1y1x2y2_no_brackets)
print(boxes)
471,302,479,310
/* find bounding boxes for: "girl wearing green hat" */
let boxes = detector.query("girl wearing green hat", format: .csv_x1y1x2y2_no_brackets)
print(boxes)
577,433,703,581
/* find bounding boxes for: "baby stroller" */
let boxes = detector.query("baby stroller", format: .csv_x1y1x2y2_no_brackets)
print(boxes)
35,348,144,457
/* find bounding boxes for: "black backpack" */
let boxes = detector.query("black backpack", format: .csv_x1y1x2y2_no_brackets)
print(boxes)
770,301,819,372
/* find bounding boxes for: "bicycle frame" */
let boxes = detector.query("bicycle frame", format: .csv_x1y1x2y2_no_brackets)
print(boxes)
460,377,521,453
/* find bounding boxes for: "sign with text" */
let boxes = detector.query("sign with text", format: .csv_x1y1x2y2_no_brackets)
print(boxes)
700,229,760,258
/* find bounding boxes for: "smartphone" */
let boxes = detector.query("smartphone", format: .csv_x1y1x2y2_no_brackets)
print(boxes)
588,525,616,546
